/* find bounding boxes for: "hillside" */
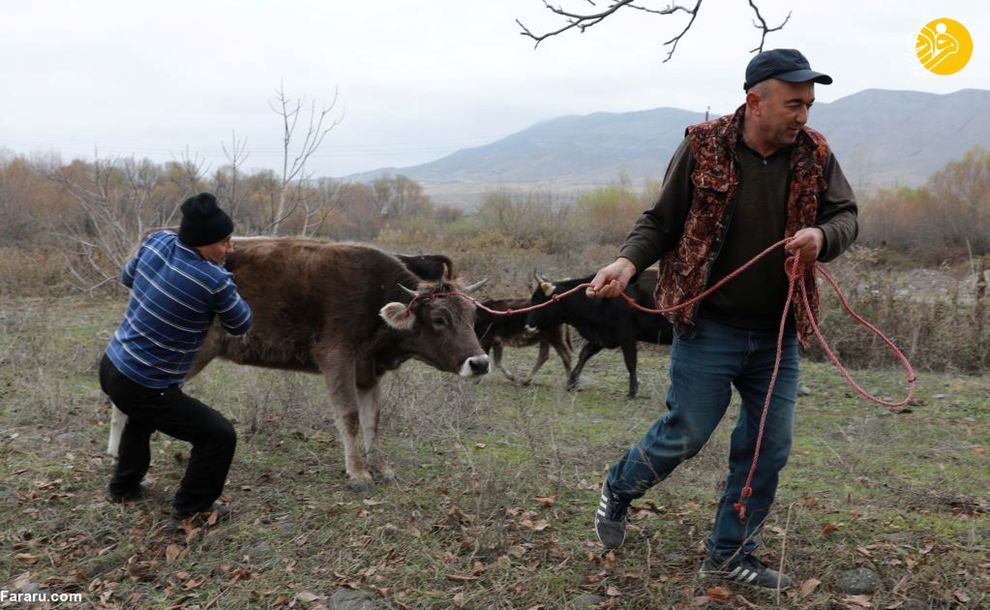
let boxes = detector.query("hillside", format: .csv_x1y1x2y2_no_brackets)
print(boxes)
347,89,989,206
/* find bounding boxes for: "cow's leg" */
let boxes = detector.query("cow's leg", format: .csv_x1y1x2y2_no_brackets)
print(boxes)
521,341,551,385
107,403,128,457
549,327,574,378
568,342,603,391
491,338,520,383
358,383,394,482
621,341,639,398
320,357,373,491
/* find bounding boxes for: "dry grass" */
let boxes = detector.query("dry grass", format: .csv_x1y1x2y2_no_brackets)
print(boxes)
1,295,988,609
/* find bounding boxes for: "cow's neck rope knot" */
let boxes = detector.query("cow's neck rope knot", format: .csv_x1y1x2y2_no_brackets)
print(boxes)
427,237,916,522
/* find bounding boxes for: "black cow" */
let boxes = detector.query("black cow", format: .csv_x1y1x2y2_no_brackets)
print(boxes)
525,269,672,398
475,298,573,384
394,253,453,281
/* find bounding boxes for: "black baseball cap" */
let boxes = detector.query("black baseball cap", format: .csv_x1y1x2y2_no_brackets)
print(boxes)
744,49,833,91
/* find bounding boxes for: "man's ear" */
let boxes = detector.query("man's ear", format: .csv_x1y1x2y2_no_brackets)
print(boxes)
745,88,764,116
380,302,416,330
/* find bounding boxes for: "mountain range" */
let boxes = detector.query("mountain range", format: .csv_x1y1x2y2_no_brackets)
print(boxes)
347,89,989,206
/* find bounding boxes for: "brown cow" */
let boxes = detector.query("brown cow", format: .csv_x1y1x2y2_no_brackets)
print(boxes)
109,238,489,490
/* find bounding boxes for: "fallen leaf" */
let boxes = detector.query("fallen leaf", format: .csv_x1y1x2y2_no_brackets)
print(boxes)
362,498,386,506
13,572,31,589
706,586,731,601
691,596,710,606
453,592,466,608
474,442,487,449
821,522,839,535
295,591,322,603
843,594,873,608
733,594,760,609
605,585,621,597
446,574,479,582
799,577,821,598
14,553,39,564
534,495,556,508
605,550,617,571
165,544,182,563
953,590,971,603
972,446,985,454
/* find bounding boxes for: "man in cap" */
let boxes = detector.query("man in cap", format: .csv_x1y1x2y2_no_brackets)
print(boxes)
587,49,858,589
100,192,252,521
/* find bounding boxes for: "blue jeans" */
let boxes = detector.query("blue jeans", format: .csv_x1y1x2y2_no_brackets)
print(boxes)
607,315,798,561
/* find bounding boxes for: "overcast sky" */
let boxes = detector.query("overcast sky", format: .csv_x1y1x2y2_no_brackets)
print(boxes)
2,0,986,177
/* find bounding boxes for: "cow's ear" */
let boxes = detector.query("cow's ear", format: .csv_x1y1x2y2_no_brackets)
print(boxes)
540,281,556,297
380,302,416,331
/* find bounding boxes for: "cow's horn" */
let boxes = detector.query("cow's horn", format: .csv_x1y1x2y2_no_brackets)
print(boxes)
464,278,488,294
398,283,419,298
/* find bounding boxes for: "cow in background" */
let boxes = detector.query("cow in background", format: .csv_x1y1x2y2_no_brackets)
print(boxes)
475,297,573,384
525,269,672,398
394,253,453,282
109,239,489,490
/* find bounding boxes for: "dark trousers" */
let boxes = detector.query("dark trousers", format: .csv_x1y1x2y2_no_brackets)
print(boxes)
99,354,236,514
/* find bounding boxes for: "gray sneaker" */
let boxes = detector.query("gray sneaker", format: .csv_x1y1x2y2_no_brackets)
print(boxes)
700,554,793,590
594,480,630,549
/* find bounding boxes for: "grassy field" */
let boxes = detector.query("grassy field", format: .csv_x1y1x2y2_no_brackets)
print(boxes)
1,295,988,609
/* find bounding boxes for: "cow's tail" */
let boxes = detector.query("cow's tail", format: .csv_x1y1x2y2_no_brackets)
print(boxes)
107,404,127,457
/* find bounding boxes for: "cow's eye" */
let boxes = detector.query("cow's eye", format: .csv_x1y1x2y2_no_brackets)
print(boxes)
432,316,447,327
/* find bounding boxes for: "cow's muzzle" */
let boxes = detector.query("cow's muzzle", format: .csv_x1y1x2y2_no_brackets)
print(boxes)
459,355,490,377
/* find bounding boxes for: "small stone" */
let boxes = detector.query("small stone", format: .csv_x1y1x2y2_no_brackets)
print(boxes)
329,588,378,610
244,541,273,560
835,567,882,595
798,386,813,396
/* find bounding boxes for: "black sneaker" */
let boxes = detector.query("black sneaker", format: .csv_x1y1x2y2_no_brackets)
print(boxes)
594,480,630,549
107,481,150,503
700,554,793,590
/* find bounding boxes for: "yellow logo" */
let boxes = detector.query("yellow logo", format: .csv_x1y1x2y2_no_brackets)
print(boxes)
916,18,973,75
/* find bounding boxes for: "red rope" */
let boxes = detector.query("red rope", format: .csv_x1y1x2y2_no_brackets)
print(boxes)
411,237,917,520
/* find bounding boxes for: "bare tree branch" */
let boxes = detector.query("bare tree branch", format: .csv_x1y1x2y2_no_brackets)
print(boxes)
518,0,788,61
219,130,249,221
268,81,344,235
660,0,701,63
516,0,637,48
747,0,790,53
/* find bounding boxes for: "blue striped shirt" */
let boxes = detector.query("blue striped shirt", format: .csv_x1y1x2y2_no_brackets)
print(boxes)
106,231,252,388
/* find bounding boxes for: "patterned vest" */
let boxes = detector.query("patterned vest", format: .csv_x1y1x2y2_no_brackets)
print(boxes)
654,105,829,347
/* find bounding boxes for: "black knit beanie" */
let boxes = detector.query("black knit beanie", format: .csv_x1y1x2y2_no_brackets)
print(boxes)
178,193,234,246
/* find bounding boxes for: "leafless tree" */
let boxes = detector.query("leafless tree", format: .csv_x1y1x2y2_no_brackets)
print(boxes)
268,82,344,235
217,130,250,222
46,152,138,291
517,0,790,62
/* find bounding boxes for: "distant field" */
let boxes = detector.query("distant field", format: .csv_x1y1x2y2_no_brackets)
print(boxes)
1,296,987,609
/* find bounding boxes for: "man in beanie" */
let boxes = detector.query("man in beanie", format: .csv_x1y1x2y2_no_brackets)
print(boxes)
100,192,252,521
587,50,858,589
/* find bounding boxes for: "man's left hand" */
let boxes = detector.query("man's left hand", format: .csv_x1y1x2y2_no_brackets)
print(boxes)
785,227,825,264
